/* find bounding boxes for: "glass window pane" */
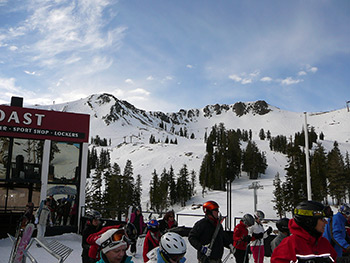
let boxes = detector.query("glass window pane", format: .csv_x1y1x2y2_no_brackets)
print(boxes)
10,138,43,181
49,142,80,183
7,188,29,211
0,137,9,180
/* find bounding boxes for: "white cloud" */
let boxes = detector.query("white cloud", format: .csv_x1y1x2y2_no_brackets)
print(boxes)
186,64,193,68
249,70,260,77
0,77,19,92
9,46,18,51
260,76,272,82
165,76,173,81
229,74,242,82
241,78,252,85
24,70,37,75
298,71,307,76
125,79,134,84
308,67,318,73
280,77,303,85
146,76,154,81
129,88,150,96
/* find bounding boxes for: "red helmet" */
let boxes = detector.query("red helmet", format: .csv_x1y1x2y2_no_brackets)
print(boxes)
203,201,219,214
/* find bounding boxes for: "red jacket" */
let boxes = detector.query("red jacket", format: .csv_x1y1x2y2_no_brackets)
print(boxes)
233,220,250,250
86,225,121,260
143,231,160,262
271,219,337,263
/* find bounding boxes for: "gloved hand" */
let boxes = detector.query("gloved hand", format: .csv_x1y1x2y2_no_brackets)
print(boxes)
252,232,263,239
266,226,273,235
229,244,235,254
242,235,251,242
34,217,39,225
201,244,211,257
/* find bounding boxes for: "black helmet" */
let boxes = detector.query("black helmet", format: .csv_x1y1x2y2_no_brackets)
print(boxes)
86,209,102,220
293,200,325,237
125,223,137,242
254,210,265,220
276,218,290,233
242,214,255,227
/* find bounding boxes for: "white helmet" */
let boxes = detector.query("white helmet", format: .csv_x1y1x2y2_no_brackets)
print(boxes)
160,232,186,259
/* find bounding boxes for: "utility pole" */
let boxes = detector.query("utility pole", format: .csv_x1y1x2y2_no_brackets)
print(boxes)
226,180,232,230
248,181,263,212
304,112,312,200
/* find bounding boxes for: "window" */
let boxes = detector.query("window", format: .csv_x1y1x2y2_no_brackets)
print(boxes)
0,137,9,180
10,138,43,181
49,142,80,183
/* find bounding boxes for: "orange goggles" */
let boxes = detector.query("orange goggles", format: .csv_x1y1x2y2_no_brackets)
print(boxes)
101,229,130,249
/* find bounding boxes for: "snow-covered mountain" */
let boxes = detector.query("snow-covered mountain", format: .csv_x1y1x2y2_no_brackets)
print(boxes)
34,93,350,221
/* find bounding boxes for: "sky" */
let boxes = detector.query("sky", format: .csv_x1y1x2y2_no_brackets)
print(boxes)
0,0,350,113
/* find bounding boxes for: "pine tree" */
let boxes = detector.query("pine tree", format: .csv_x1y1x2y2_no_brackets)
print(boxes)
176,164,192,206
272,173,285,218
310,143,328,203
104,163,122,219
168,166,177,205
133,174,142,208
89,167,104,211
259,128,265,140
122,160,135,216
327,141,345,204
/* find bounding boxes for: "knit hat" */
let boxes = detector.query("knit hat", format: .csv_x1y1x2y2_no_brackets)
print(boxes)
96,228,129,254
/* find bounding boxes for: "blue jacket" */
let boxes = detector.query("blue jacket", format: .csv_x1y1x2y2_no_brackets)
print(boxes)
323,212,349,257
147,247,186,263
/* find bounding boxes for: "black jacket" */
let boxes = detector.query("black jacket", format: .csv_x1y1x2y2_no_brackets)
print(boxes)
188,216,231,260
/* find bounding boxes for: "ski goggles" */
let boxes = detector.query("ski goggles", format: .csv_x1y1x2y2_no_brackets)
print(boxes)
294,208,325,217
101,229,131,251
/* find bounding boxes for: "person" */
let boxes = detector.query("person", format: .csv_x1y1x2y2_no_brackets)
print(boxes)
188,200,233,263
143,219,161,262
20,202,35,228
47,195,57,224
270,218,290,252
232,213,255,263
271,200,337,263
129,207,146,254
159,210,178,235
249,210,272,263
35,199,53,241
146,232,187,263
323,203,350,257
87,223,137,262
95,228,134,263
82,210,102,263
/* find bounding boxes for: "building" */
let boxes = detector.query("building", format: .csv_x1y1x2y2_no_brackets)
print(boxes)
0,97,90,237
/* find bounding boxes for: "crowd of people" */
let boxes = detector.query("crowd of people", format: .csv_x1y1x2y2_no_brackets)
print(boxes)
78,200,350,263
20,198,350,263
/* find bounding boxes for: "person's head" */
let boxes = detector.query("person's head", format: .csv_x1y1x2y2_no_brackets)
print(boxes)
97,228,130,263
147,219,159,233
242,213,255,227
276,218,290,235
86,209,102,226
135,207,141,215
164,210,175,222
254,210,265,223
160,232,186,263
293,200,328,238
339,204,350,218
203,201,219,219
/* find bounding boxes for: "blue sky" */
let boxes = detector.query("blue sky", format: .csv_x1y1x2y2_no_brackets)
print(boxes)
0,0,349,113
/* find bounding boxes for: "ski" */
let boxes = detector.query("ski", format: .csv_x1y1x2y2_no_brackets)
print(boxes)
10,223,35,263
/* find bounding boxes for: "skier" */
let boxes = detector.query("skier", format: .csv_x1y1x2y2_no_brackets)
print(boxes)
87,223,137,262
146,232,187,263
323,203,350,257
143,219,161,262
95,228,134,263
271,200,337,263
232,213,255,263
129,207,146,254
248,210,272,263
35,198,53,242
188,200,233,263
270,218,289,252
82,210,102,263
158,210,178,235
